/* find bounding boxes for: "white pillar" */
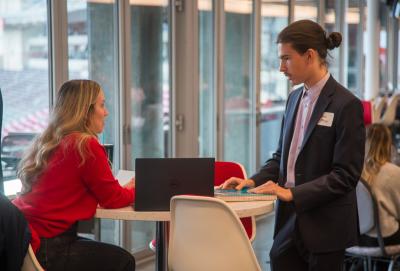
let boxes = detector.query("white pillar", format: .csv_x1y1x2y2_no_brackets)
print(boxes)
365,0,380,100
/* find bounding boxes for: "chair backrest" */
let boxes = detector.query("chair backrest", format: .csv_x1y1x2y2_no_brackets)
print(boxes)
102,144,114,167
356,179,389,255
1,133,37,176
168,195,261,271
214,161,247,186
361,100,373,126
214,161,255,241
373,95,387,122
380,94,400,126
21,244,44,271
356,179,375,234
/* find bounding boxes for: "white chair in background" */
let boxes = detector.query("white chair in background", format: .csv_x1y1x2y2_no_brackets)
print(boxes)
372,95,387,123
168,195,262,271
21,244,44,271
380,94,400,126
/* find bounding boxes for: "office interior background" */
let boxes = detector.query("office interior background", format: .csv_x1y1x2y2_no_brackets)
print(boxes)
0,0,399,268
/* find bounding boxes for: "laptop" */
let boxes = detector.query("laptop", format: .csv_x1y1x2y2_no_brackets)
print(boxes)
134,158,215,211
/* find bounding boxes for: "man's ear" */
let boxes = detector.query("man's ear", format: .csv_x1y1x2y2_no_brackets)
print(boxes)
307,48,318,64
307,49,314,62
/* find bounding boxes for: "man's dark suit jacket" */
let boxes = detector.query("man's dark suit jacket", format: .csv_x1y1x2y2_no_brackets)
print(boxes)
251,75,365,253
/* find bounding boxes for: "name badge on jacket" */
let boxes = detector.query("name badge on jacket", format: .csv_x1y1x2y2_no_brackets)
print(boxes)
318,112,334,127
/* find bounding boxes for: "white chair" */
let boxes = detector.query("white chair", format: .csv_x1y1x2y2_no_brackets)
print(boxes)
21,244,44,271
380,94,400,126
168,195,262,271
372,96,387,123
149,163,256,253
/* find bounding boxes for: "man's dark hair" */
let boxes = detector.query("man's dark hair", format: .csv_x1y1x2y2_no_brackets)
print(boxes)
277,20,342,65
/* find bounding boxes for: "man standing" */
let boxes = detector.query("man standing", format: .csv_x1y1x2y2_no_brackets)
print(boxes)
221,20,365,271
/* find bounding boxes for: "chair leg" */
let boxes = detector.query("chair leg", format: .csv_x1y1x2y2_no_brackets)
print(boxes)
388,254,400,271
363,257,369,271
367,256,372,271
343,256,354,271
388,255,400,271
349,257,363,271
387,260,394,271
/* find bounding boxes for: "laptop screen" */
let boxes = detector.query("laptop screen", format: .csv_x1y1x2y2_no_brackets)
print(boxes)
134,158,215,211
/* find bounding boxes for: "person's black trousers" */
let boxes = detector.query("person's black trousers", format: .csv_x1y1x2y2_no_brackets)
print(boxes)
270,201,345,271
36,224,135,271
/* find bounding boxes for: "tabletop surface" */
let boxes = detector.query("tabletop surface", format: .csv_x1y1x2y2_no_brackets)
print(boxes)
95,200,274,221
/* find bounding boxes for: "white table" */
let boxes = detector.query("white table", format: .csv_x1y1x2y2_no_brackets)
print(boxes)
3,178,22,199
95,200,274,271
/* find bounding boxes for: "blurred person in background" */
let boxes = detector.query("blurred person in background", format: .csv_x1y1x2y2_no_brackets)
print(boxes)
358,123,400,270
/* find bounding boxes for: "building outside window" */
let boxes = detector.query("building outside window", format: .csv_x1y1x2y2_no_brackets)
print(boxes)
0,0,50,186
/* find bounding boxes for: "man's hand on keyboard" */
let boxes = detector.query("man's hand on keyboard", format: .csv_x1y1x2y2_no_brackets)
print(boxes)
219,177,256,190
248,181,293,202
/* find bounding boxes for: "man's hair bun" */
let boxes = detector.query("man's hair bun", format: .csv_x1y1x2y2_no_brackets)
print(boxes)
326,32,342,49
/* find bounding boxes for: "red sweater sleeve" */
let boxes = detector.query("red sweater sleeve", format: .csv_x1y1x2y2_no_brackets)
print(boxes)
81,138,134,208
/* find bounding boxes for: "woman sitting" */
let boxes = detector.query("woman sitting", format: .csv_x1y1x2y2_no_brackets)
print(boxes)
360,123,400,247
13,80,135,271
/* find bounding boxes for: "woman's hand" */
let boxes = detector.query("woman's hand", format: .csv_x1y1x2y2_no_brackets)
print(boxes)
218,177,256,190
123,178,135,189
248,181,293,202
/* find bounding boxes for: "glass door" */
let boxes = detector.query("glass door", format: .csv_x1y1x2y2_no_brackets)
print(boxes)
127,0,171,254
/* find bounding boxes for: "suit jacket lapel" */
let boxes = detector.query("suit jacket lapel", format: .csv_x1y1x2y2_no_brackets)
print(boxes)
300,76,336,151
282,88,303,174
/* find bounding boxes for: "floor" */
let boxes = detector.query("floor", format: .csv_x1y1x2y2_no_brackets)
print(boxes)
136,212,276,271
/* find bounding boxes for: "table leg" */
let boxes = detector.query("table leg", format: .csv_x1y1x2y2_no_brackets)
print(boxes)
156,221,168,271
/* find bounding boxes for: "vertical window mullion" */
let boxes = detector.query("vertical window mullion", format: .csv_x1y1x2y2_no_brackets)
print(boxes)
49,0,68,104
215,0,225,161
118,0,132,170
252,0,261,172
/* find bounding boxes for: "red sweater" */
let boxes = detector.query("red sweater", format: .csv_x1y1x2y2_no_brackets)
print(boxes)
13,134,134,252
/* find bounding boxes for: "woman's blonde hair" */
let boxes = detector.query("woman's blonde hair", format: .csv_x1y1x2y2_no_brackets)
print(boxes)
362,123,392,185
17,79,102,193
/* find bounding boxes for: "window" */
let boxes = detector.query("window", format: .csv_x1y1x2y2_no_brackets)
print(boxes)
260,0,288,164
199,0,215,157
379,2,389,91
323,0,340,81
0,1,50,182
223,0,254,173
67,0,120,246
129,0,171,253
294,0,318,22
67,0,118,149
347,0,364,96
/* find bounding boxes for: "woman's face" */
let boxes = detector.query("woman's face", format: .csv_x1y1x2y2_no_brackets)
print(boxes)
278,42,311,86
87,90,109,134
